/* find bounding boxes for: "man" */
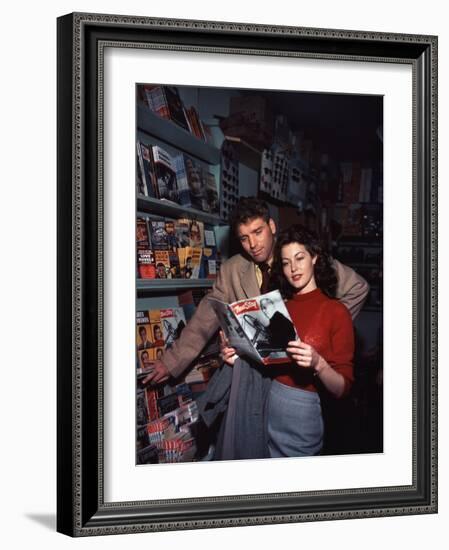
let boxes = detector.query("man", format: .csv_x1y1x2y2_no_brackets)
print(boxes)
143,197,369,386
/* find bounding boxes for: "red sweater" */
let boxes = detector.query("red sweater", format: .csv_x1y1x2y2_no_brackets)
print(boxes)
271,288,354,397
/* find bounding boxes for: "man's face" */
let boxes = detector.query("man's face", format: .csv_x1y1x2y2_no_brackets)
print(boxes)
236,217,276,264
139,327,147,342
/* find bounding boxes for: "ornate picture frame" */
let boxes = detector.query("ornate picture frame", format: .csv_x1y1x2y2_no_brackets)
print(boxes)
57,12,437,536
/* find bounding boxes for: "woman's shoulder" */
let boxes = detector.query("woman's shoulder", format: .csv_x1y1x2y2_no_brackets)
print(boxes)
321,294,352,320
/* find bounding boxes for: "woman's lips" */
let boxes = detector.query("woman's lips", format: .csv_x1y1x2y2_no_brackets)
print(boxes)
292,274,302,282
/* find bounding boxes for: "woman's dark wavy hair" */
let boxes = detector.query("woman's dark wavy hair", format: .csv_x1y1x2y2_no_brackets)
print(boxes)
270,224,337,299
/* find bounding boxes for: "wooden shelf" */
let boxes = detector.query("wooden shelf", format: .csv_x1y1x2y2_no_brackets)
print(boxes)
137,105,221,165
137,279,215,293
137,195,227,226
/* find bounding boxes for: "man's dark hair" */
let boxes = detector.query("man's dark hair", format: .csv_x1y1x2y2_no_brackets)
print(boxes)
271,224,338,299
229,196,271,234
138,326,147,336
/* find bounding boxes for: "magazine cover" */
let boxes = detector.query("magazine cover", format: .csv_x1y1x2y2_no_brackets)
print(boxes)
160,307,187,350
152,145,179,203
209,290,299,365
183,155,205,211
136,310,154,351
203,170,219,214
173,154,192,207
137,249,156,279
136,140,157,198
150,220,169,250
174,218,191,248
154,250,171,279
188,220,204,248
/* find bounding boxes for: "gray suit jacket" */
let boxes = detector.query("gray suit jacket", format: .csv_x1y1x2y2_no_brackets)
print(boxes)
162,254,368,378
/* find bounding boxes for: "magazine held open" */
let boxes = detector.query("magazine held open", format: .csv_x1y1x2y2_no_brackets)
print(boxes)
209,289,299,365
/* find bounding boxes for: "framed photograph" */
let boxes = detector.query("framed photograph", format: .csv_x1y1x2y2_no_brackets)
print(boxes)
57,12,437,536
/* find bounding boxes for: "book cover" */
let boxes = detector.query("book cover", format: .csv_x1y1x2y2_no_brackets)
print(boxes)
163,86,190,131
149,309,165,348
136,140,157,198
173,154,192,207
152,145,179,203
145,387,162,422
136,310,154,351
143,85,189,132
136,216,151,249
201,247,220,279
157,393,179,417
202,170,219,214
188,220,205,248
200,225,220,278
177,247,188,278
184,106,205,140
168,248,181,279
209,290,299,365
137,347,156,370
174,218,191,248
165,220,178,251
137,249,156,279
136,390,149,428
154,250,171,279
183,247,194,279
183,155,205,211
136,160,147,197
185,246,203,279
150,220,169,250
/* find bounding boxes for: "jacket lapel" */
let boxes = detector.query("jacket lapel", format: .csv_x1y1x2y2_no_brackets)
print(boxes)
240,258,260,298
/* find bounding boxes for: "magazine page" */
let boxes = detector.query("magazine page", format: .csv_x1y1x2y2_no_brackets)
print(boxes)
230,290,299,365
208,297,263,364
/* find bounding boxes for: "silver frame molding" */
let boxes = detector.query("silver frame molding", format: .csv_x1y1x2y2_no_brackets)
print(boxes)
57,12,437,537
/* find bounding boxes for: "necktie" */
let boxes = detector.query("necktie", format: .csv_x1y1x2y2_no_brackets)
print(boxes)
259,263,270,294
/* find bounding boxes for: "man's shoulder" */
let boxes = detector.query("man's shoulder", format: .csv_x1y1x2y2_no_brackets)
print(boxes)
220,253,252,272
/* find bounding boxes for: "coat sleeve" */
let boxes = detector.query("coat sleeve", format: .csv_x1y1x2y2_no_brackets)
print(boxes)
332,258,370,319
161,261,230,378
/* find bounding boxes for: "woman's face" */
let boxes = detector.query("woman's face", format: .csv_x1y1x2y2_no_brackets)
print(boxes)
280,242,317,294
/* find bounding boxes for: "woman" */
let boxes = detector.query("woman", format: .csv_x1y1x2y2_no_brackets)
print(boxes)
220,224,354,458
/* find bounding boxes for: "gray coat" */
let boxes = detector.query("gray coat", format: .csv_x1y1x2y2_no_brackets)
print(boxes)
197,357,272,460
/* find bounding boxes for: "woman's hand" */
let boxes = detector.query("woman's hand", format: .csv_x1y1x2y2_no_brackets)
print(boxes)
219,330,238,366
286,340,324,371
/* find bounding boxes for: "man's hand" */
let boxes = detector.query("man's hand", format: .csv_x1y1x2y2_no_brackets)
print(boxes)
142,360,170,385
